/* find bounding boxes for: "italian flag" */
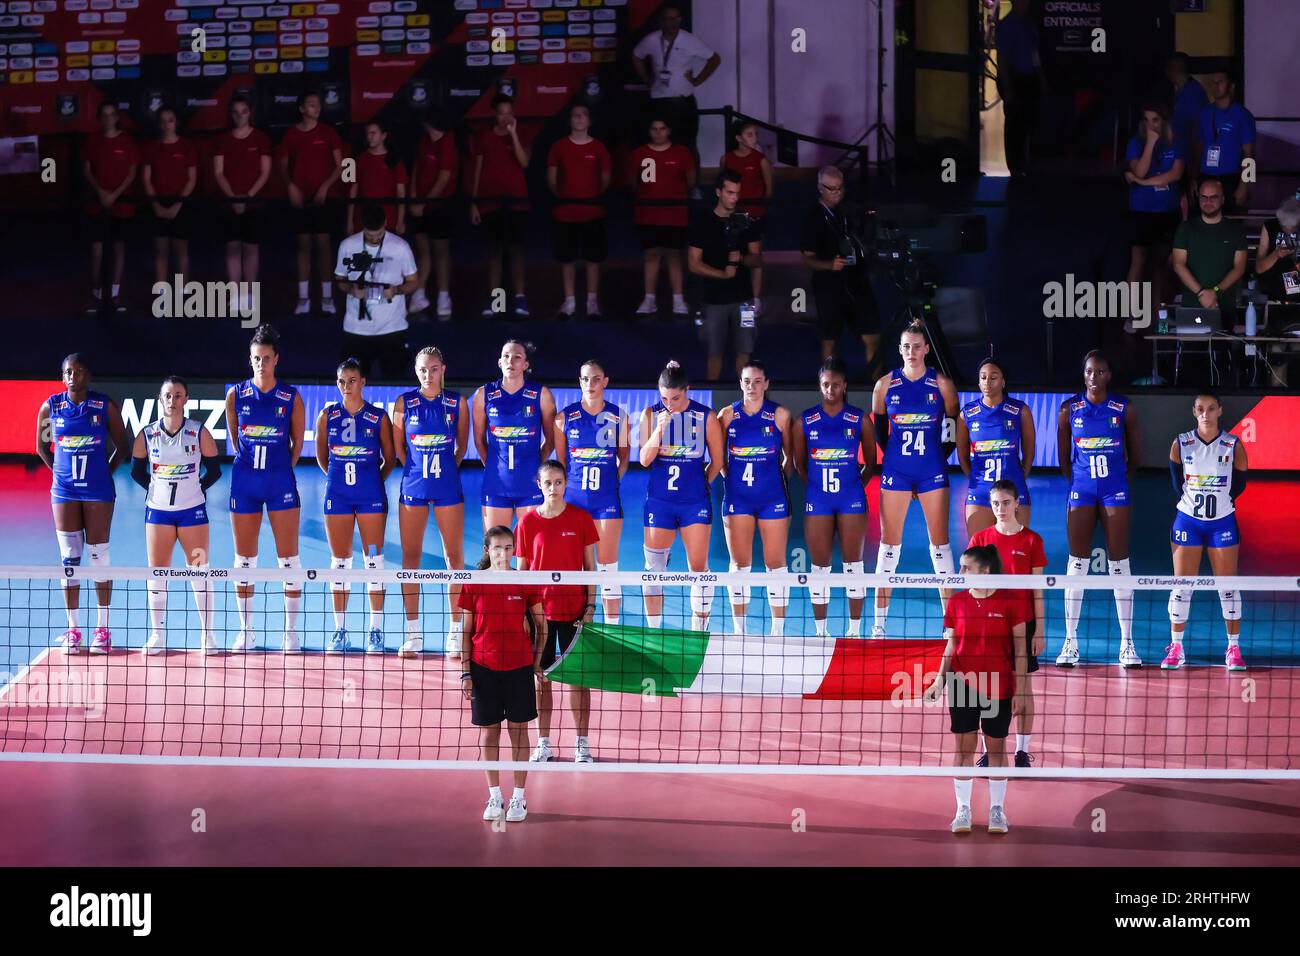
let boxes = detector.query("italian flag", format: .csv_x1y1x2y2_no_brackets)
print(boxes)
546,623,947,700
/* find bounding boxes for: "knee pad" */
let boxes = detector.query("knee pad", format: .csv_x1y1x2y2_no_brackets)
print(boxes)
1066,555,1088,576
929,543,954,576
690,582,713,617
765,565,789,609
809,565,832,606
330,555,353,593
1168,588,1191,625
278,554,302,592
1219,589,1242,621
875,544,900,575
642,546,670,597
1108,558,1132,592
86,542,110,584
364,553,385,593
728,560,750,603
234,554,256,589
598,561,620,600
844,560,867,600
58,530,84,588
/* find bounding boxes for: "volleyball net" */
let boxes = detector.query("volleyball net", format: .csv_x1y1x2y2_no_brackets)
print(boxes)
1,566,1297,778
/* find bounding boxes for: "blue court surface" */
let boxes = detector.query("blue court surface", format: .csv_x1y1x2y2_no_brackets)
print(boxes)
2,462,1298,681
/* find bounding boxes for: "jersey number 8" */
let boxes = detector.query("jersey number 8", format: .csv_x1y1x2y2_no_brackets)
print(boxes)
344,462,357,486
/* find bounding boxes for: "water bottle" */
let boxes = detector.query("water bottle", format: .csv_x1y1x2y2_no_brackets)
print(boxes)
1245,300,1258,337
1157,308,1168,335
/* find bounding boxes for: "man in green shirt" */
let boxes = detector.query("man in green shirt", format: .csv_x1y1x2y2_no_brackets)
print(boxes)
1172,176,1247,329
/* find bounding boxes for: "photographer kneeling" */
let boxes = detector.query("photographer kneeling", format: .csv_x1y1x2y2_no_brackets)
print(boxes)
688,168,762,381
800,166,881,375
334,202,419,379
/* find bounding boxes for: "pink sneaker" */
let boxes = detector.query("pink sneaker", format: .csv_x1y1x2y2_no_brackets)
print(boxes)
89,627,112,655
1160,643,1185,670
1225,644,1246,671
59,628,83,655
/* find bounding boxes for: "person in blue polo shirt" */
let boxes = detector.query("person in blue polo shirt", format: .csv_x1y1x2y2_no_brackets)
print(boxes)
1194,63,1256,213
1165,52,1207,150
1124,102,1185,314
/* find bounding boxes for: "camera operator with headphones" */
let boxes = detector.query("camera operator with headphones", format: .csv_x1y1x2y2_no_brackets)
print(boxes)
334,202,419,379
1255,197,1300,305
801,166,881,376
687,167,762,382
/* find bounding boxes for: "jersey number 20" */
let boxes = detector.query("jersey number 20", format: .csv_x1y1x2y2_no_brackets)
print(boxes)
1192,493,1217,519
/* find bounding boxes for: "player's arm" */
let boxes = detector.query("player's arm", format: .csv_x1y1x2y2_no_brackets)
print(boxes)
225,387,240,458
429,167,451,201
288,393,306,469
582,542,598,621
314,408,330,475
181,159,198,201
472,387,488,463
212,153,232,195
316,145,344,202
1123,405,1140,477
1011,621,1029,716
1056,401,1072,482
455,396,470,467
553,414,568,469
378,412,396,482
616,413,631,480
106,401,130,472
871,374,890,452
777,406,794,476
529,599,548,677
250,152,272,198
111,162,137,203
539,387,557,461
142,161,157,200
130,431,150,491
391,395,407,469
938,375,959,458
1168,438,1183,494
791,415,807,484
638,406,662,467
1019,404,1036,478
469,153,484,223
955,412,972,477
546,158,560,198
1030,566,1046,657
1231,438,1249,499
925,627,957,700
859,413,877,483
35,401,53,471
705,412,726,485
198,426,222,492
715,406,733,478
508,122,531,168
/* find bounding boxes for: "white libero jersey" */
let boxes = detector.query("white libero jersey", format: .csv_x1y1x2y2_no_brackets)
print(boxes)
1176,429,1237,520
144,419,205,511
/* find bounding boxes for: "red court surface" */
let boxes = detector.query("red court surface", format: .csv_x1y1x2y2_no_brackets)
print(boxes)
2,650,1298,865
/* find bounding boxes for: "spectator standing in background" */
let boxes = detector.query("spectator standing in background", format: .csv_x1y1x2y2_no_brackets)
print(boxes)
213,95,272,316
410,114,459,320
348,119,407,237
1165,52,1207,151
334,203,419,379
1253,198,1300,304
995,0,1042,179
632,4,721,162
631,115,696,319
142,106,198,288
547,104,611,321
279,91,345,317
721,121,772,316
470,94,533,320
1194,64,1256,213
1123,103,1185,320
83,100,139,315
1172,177,1248,331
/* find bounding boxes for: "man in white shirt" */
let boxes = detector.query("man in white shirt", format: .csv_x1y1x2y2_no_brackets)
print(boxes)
632,4,721,161
334,203,419,379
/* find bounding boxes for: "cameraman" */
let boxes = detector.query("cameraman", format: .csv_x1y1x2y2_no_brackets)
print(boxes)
800,166,881,374
334,202,419,379
1255,198,1300,303
687,168,761,381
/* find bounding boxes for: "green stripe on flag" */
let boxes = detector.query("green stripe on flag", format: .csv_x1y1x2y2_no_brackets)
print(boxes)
546,623,710,697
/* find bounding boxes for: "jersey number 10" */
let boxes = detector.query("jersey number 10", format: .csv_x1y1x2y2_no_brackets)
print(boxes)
1088,455,1109,480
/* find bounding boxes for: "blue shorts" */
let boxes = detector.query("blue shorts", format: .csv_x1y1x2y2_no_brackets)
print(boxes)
482,489,543,510
51,483,115,504
966,477,1031,508
229,467,300,514
1068,480,1129,508
146,504,208,527
325,492,388,515
723,492,789,520
643,495,712,530
804,489,867,516
879,469,948,495
1172,510,1239,549
400,492,465,509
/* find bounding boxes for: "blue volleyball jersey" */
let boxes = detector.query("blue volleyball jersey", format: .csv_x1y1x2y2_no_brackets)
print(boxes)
1068,392,1129,486
802,402,866,503
963,397,1028,487
482,379,543,498
400,388,462,500
647,399,711,502
49,390,115,500
562,400,622,508
881,368,945,476
232,379,297,476
324,400,386,499
724,399,785,503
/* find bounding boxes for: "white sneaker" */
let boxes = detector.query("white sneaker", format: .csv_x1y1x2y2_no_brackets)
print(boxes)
951,806,973,834
445,630,462,659
293,298,312,316
483,795,504,821
409,288,430,314
436,291,453,318
281,631,302,654
870,624,887,639
320,297,336,316
635,295,657,315
530,740,554,763
202,632,220,655
1119,638,1143,669
143,632,165,656
506,795,528,822
233,629,257,653
398,637,423,659
988,806,1009,834
574,739,593,764
671,295,690,316
1055,636,1080,667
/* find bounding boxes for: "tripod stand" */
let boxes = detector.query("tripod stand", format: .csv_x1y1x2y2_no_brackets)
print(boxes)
862,0,895,189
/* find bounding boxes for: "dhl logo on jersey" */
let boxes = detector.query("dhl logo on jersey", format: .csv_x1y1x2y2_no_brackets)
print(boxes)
810,448,851,462
1186,474,1227,488
330,445,371,458
1075,437,1118,450
151,463,195,478
728,446,771,459
972,439,1014,454
57,435,98,450
491,426,533,439
890,414,934,426
241,425,282,439
569,447,609,461
409,434,451,449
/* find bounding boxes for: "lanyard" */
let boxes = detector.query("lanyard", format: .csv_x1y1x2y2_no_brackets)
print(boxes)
364,234,385,278
660,30,678,68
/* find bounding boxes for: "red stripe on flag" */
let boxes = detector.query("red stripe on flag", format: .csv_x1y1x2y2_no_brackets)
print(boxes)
806,639,948,701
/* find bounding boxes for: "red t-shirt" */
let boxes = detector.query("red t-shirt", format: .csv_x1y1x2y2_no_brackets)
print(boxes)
722,148,767,217
631,143,694,227
547,135,611,223
943,589,1030,700
84,130,140,216
471,124,533,213
458,582,542,671
146,137,197,199
215,128,271,196
278,121,343,195
514,504,601,621
413,130,459,198
355,150,409,230
968,525,1047,620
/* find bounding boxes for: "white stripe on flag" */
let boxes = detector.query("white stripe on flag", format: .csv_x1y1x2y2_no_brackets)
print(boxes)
681,633,836,696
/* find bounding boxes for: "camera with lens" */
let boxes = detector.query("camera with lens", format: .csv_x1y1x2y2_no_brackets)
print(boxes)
723,210,755,250
341,249,389,320
342,249,384,274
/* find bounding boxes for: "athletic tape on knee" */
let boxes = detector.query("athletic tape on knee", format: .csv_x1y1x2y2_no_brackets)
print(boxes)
1219,589,1242,621
844,560,867,600
728,560,750,603
598,561,620,599
929,543,954,576
642,546,670,597
809,565,832,606
234,554,255,589
86,542,110,584
875,544,900,575
365,553,385,593
278,554,302,592
1167,588,1191,625
765,565,790,609
690,583,713,617
330,555,353,593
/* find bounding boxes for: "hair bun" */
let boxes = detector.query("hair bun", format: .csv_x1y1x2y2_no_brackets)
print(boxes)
666,360,681,369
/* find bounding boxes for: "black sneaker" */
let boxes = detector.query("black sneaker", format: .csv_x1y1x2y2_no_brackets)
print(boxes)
1014,750,1033,768
86,295,103,315
975,752,989,768
111,296,127,314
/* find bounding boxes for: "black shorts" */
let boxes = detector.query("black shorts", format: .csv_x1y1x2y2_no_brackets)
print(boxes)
469,662,537,726
1025,618,1039,674
88,212,130,241
553,219,607,263
949,694,1014,738
151,204,193,240
294,201,338,235
480,208,528,245
701,301,757,357
638,224,686,250
416,202,456,240
539,619,582,670
1127,209,1180,248
221,205,263,244
815,283,880,340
